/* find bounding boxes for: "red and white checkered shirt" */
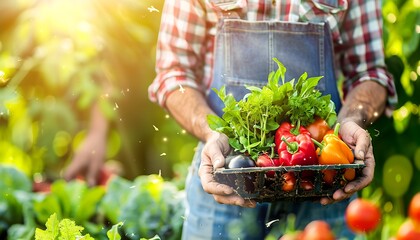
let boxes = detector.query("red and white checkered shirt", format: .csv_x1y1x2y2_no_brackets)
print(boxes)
148,0,397,110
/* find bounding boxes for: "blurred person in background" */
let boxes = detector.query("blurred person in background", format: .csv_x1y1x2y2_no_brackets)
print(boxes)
149,0,397,239
0,0,121,187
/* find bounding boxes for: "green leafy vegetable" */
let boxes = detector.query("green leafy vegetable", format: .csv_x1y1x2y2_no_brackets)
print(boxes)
35,213,94,240
107,222,124,240
99,175,184,240
207,58,337,160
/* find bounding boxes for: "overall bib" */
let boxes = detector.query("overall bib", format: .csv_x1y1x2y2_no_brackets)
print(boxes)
182,1,355,239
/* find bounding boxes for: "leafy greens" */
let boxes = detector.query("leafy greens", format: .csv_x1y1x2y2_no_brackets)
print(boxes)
207,58,337,160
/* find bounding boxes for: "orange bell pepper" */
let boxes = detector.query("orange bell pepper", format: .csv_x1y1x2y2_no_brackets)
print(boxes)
312,123,354,165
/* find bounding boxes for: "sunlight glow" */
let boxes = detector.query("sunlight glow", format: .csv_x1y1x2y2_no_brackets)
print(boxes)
386,13,397,24
410,71,418,81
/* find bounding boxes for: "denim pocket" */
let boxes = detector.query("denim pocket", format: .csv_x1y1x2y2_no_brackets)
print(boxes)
221,20,327,95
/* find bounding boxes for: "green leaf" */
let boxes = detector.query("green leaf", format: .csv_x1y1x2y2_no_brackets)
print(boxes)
207,114,227,131
107,222,124,240
75,187,105,222
58,219,84,240
35,213,59,240
272,58,286,84
0,166,32,192
98,176,132,224
140,235,161,240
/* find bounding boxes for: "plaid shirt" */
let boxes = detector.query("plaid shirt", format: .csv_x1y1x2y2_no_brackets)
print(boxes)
148,0,397,111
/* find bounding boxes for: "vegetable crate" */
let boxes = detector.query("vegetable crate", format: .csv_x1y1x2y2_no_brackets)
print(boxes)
214,161,365,202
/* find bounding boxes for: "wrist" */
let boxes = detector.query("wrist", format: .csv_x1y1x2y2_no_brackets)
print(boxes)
338,116,366,129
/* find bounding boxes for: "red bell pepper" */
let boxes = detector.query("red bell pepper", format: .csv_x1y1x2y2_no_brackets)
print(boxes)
278,134,318,166
275,122,309,150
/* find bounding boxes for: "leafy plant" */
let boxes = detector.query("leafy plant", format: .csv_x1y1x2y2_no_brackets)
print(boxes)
207,58,336,160
32,179,105,238
0,166,33,238
99,174,184,240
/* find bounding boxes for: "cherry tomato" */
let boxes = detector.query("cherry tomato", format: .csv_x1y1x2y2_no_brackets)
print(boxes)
32,181,51,193
408,193,420,224
345,198,381,233
300,179,314,191
322,169,336,186
278,231,302,240
257,153,276,177
343,168,356,181
282,172,296,192
396,219,420,240
305,117,331,143
299,220,335,240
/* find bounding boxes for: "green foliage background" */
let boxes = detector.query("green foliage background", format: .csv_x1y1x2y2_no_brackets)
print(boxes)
0,0,196,181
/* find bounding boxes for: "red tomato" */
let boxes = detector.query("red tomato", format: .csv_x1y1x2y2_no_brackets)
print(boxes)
345,198,381,233
343,168,356,181
278,232,302,240
408,193,420,224
299,220,335,240
396,219,420,240
32,181,51,193
305,117,331,143
322,169,336,186
257,154,276,177
300,179,314,191
282,172,296,192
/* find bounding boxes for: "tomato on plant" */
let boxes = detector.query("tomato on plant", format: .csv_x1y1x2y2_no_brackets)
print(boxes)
408,192,420,224
396,219,420,240
345,198,381,233
299,220,335,240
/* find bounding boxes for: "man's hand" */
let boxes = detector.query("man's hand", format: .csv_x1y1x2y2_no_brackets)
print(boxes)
198,132,256,208
320,120,375,205
64,133,107,186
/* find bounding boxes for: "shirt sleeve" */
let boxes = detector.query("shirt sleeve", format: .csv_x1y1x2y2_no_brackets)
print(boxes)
148,0,208,107
336,0,398,112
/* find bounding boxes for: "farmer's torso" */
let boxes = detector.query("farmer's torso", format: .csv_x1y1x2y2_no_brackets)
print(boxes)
205,0,346,116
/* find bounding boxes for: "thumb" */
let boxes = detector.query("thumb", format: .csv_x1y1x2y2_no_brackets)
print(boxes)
213,155,226,169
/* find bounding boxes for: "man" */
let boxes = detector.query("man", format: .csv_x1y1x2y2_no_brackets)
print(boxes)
149,0,397,239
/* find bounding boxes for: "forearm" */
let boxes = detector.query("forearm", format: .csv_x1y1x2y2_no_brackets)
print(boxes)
338,80,387,129
165,87,215,142
87,102,109,138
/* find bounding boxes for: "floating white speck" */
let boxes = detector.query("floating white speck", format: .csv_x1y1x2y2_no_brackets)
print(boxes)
265,219,279,228
179,84,185,93
153,125,159,131
148,6,159,12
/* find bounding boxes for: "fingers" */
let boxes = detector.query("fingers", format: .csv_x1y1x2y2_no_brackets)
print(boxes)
63,153,86,181
198,133,255,207
344,146,375,193
321,145,375,205
198,159,255,207
340,121,371,160
353,128,371,160
199,161,232,195
86,155,104,187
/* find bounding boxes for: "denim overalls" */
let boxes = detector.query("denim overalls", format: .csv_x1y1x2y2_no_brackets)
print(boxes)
182,1,355,239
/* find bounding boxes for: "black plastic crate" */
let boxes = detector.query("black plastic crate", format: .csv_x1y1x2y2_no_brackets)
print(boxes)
214,160,365,202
